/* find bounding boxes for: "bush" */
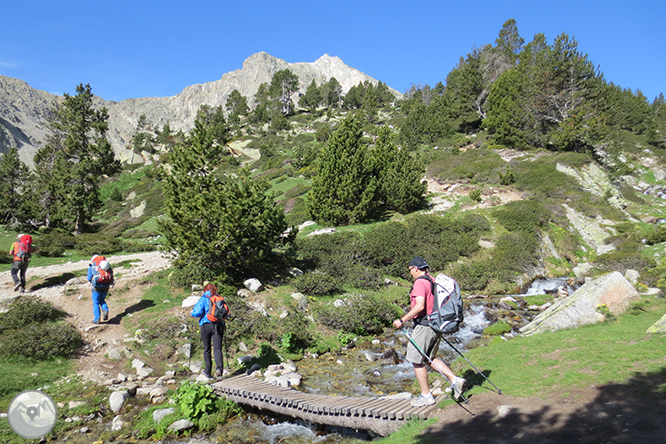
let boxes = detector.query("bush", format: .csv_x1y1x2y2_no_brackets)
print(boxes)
483,321,512,335
493,200,551,233
0,322,83,360
0,296,66,330
593,251,656,274
646,225,666,245
314,293,401,335
292,272,341,295
74,234,124,256
35,230,77,257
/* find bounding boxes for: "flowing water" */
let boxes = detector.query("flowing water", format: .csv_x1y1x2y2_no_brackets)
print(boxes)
166,280,573,443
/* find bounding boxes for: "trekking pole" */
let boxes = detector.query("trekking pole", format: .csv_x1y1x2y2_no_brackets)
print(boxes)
441,337,503,395
403,329,471,406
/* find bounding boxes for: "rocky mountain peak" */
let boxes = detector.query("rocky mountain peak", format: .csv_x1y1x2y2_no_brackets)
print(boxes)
0,52,399,166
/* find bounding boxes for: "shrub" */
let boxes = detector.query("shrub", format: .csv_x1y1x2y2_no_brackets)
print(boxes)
0,296,66,330
35,230,77,257
646,225,666,245
491,231,540,274
292,272,341,295
593,251,656,274
75,234,125,256
314,293,401,335
493,200,551,233
469,188,482,202
0,322,83,360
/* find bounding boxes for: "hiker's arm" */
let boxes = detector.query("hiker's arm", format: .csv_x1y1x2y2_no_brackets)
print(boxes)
393,296,425,328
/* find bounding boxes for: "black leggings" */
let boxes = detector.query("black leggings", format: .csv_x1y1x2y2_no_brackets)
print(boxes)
200,322,224,376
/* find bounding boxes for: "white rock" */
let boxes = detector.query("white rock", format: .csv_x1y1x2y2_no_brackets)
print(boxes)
497,405,513,417
244,278,263,292
111,415,124,431
181,296,200,308
109,391,129,414
167,419,194,432
152,408,175,424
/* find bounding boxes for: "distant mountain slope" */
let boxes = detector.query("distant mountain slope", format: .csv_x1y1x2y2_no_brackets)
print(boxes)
0,52,397,166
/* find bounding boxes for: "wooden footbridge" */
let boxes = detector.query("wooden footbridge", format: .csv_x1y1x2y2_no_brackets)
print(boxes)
212,374,441,436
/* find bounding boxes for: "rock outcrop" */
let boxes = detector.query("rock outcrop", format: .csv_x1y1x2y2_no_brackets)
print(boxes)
520,271,640,336
0,52,400,167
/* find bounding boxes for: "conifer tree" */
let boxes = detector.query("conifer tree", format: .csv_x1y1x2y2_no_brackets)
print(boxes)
371,127,426,213
299,80,322,112
269,69,300,116
307,114,379,225
0,147,35,226
160,112,294,285
35,83,120,233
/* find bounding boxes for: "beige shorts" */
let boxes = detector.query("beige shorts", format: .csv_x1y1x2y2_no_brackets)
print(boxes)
406,324,441,365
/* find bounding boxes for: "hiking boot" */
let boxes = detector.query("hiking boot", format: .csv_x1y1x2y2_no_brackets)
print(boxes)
92,320,100,325
411,392,435,407
14,282,21,292
19,285,25,294
215,369,223,379
452,376,466,400
102,309,109,321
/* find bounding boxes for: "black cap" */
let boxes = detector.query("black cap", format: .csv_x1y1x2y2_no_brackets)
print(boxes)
408,256,428,269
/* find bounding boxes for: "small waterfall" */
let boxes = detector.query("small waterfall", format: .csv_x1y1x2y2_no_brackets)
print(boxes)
525,277,575,295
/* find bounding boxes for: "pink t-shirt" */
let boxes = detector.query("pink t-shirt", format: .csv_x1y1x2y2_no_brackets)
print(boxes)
411,274,435,320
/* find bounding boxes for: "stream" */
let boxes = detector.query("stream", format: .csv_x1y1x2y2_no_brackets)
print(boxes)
172,277,574,443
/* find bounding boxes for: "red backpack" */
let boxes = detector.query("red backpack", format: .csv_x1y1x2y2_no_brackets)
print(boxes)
206,294,229,325
17,235,33,262
91,255,106,266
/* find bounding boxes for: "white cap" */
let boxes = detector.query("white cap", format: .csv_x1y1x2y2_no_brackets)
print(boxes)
100,260,110,270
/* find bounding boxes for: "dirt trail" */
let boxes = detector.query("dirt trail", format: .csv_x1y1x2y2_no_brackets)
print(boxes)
0,251,172,383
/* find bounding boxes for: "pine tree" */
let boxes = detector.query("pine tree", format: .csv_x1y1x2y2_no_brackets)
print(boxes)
35,83,120,233
371,127,426,213
299,80,322,112
160,112,294,285
0,147,35,226
307,114,379,225
269,69,300,116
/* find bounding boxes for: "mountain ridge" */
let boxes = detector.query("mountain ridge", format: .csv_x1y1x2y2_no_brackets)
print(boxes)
0,52,397,166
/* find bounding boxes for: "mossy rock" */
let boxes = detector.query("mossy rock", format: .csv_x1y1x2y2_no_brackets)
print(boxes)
483,321,512,336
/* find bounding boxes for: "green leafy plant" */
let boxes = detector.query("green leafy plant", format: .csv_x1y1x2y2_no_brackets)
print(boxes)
596,303,616,323
173,381,216,421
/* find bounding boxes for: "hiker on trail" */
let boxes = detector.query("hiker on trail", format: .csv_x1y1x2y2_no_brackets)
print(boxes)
190,283,226,380
393,256,466,407
87,254,114,324
9,234,38,293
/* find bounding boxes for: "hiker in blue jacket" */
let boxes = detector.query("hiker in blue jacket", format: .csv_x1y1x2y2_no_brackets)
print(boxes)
87,255,113,324
190,283,225,380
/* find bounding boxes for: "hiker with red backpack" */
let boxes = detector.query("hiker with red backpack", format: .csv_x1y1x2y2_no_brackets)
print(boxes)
190,283,228,381
9,234,38,293
87,254,114,324
393,256,466,407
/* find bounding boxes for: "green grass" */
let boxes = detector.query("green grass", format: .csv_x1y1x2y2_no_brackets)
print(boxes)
0,358,73,411
450,296,666,398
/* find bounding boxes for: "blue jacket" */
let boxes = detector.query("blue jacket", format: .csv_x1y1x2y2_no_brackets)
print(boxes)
87,265,112,293
191,291,212,326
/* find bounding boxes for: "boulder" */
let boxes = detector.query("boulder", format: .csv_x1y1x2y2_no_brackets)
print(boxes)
109,391,129,414
244,278,263,292
152,408,175,424
520,271,639,336
167,419,194,432
647,313,666,334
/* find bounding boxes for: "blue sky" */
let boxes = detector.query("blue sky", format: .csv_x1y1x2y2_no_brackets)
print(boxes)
1,1,664,102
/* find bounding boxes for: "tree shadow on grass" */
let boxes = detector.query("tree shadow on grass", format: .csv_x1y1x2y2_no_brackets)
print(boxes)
415,367,666,444
28,272,77,291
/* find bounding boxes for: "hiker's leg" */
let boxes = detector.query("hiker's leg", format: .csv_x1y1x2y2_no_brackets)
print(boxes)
11,262,20,285
212,325,224,373
200,323,213,377
19,262,28,287
413,363,431,395
91,291,102,322
99,293,109,314
431,357,456,382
